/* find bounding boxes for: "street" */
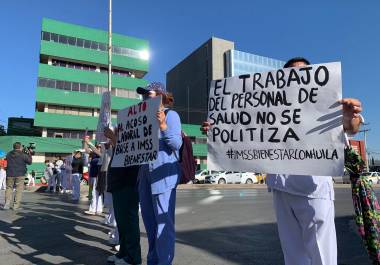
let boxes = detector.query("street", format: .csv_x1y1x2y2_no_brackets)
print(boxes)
0,186,372,265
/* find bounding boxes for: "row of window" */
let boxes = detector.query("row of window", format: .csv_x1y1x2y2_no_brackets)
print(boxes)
47,105,94,117
41,31,146,60
38,77,139,99
47,129,94,140
46,104,118,119
52,59,135,77
52,59,96,71
99,67,134,77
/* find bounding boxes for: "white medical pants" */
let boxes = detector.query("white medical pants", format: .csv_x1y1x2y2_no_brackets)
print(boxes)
89,177,103,213
27,175,35,186
273,190,337,265
0,169,6,189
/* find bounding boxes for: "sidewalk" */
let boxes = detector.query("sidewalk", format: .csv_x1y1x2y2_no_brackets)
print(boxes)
0,188,115,265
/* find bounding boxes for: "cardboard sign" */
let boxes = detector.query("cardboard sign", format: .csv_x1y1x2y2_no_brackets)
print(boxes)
111,97,161,168
207,62,344,176
96,91,112,142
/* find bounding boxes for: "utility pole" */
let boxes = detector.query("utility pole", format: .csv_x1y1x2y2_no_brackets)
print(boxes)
363,129,370,172
360,122,370,172
108,0,112,93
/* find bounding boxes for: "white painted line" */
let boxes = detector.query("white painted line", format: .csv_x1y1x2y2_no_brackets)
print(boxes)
209,190,221,195
199,195,223,205
175,206,191,215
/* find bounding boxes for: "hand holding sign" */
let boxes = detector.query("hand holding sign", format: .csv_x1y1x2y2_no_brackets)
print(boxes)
157,110,168,131
340,98,363,134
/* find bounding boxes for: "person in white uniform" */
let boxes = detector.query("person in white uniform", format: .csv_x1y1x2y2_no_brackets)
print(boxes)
201,57,364,265
0,157,6,190
266,57,364,265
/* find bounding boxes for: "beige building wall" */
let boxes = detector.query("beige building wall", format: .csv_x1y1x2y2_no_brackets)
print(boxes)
166,37,234,124
211,37,234,80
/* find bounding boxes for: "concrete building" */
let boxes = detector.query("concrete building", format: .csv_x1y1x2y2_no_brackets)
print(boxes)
166,37,285,124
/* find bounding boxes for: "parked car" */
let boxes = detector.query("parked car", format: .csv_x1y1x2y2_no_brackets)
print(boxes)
194,170,219,184
205,171,242,184
360,172,380,185
255,173,267,184
204,171,224,184
332,169,350,184
81,167,89,185
241,172,258,184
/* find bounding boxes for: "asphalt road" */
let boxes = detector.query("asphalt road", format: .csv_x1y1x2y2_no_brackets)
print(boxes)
0,186,373,265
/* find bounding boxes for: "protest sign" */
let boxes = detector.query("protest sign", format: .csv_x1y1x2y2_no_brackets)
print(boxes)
95,91,111,143
207,62,344,176
111,96,161,168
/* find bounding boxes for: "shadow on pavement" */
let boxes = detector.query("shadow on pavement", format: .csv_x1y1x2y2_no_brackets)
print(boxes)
0,191,372,265
0,192,113,265
175,215,370,265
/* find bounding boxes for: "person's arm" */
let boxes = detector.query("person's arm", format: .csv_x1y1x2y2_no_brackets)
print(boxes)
83,139,92,154
158,110,182,151
340,98,363,135
104,127,117,146
87,141,102,156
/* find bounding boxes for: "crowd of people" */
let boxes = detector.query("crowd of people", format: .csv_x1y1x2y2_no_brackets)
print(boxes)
1,58,366,265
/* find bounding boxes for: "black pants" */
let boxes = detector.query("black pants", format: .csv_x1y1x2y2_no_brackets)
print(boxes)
112,185,141,264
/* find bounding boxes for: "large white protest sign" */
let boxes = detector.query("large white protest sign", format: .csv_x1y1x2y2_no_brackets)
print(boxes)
207,62,344,176
111,96,160,168
96,91,111,143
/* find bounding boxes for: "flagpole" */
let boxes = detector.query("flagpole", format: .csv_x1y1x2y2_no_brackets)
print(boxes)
108,0,112,93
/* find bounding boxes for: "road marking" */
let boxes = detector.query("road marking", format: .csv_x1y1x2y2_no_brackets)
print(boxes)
199,195,223,205
208,189,221,195
175,206,191,215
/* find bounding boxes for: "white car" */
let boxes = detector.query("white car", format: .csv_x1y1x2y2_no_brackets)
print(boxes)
360,172,380,184
205,171,241,184
194,170,218,184
241,172,258,184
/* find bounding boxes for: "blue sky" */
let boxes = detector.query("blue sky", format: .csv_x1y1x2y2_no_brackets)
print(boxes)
1,0,379,158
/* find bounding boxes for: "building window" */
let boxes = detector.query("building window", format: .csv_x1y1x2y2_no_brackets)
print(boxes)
84,39,91,49
87,84,95,93
68,36,76,46
195,137,207,144
46,130,93,140
38,77,137,99
41,31,149,61
76,38,84,47
100,43,107,51
58,35,68,44
42,31,50,41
